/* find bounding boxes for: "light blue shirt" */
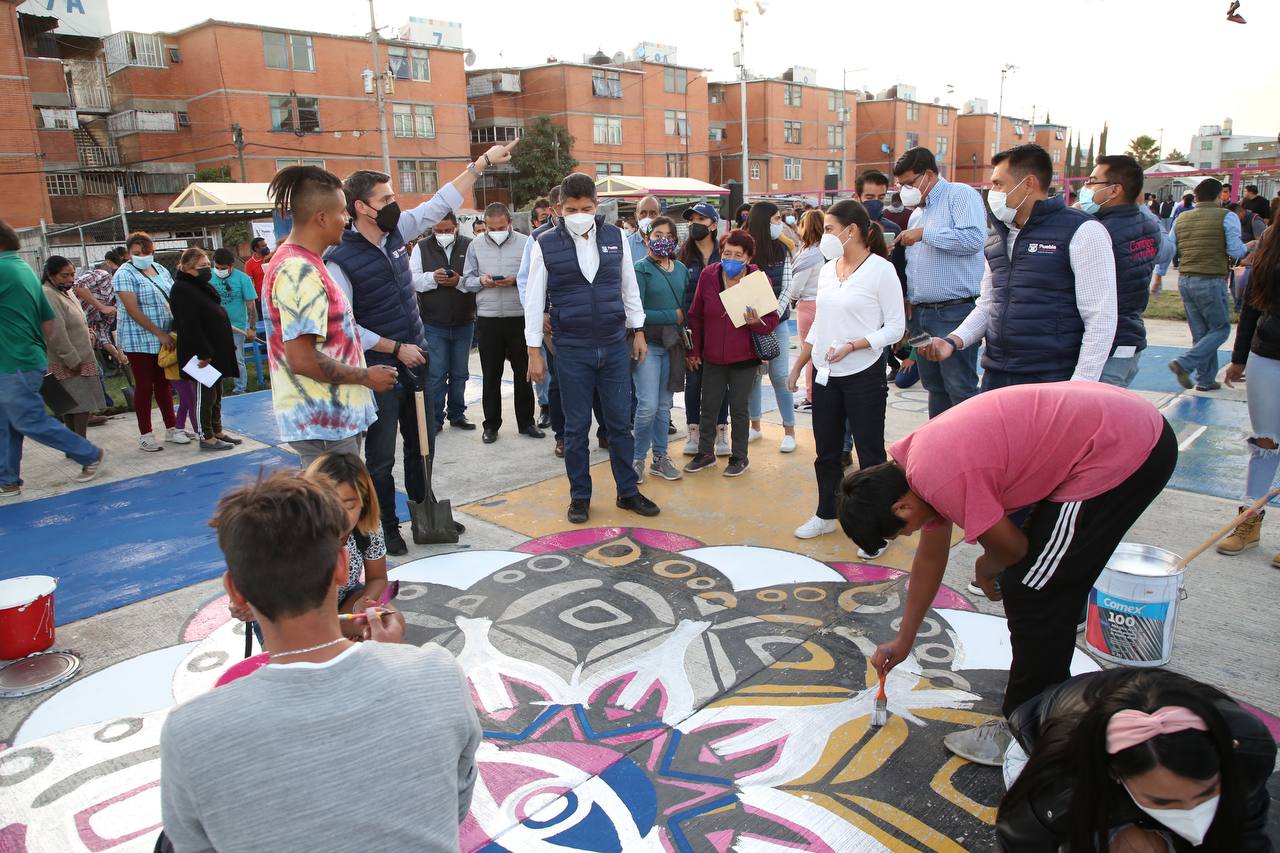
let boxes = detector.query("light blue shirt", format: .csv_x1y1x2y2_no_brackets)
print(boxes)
516,227,538,304
902,177,988,304
1168,205,1251,264
1139,205,1176,268
626,229,647,264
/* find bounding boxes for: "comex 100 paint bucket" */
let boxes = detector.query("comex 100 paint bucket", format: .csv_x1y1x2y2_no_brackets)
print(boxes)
1085,543,1185,667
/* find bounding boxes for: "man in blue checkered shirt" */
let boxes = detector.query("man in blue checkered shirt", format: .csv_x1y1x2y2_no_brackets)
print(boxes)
893,147,987,418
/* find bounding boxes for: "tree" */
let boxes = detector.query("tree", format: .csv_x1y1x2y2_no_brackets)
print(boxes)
192,164,249,250
1098,122,1109,158
1165,148,1189,164
1125,135,1162,168
511,116,578,208
194,164,233,183
1084,136,1095,175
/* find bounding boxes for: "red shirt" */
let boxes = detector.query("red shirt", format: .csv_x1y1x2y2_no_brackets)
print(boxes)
244,255,266,292
687,262,780,366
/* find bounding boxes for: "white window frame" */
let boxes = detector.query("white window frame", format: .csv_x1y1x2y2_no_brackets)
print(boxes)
397,159,438,194
937,136,949,156
784,157,802,181
393,103,435,138
663,67,687,94
269,94,321,133
784,83,802,107
664,109,688,137
45,173,80,196
906,102,920,121
591,68,622,99
784,120,802,144
275,158,325,169
593,115,622,146
827,125,843,147
750,161,761,180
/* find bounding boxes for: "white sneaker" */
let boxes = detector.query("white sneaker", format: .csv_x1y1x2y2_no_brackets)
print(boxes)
632,459,646,484
138,433,164,452
966,581,983,595
748,428,763,443
779,434,796,453
858,544,887,559
166,427,191,445
180,429,199,440
794,515,837,539
714,426,730,457
682,426,700,456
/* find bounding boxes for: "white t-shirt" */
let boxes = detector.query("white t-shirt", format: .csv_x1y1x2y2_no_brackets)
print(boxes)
806,253,906,378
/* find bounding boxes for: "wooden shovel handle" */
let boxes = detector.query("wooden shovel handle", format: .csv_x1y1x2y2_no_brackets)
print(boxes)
1177,488,1279,570
413,389,430,461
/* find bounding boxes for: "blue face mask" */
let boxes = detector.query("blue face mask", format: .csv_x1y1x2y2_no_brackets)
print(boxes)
785,215,797,226
721,259,745,278
1078,186,1100,215
769,222,784,240
132,255,154,270
863,200,885,221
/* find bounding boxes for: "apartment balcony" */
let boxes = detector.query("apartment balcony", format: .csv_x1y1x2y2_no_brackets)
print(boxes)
66,59,111,112
77,143,119,168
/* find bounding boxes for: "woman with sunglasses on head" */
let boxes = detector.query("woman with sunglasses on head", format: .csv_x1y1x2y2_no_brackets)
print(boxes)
997,668,1274,852
744,201,798,453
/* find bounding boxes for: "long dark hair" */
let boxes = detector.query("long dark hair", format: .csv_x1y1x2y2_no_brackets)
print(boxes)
1248,219,1279,313
679,217,716,269
746,200,784,268
1000,669,1245,853
41,255,73,285
825,200,889,259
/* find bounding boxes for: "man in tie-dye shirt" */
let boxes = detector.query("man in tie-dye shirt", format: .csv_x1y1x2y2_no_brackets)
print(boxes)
261,166,397,467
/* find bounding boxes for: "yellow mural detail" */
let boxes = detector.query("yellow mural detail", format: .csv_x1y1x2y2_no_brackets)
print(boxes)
770,641,836,671
931,755,999,825
844,795,973,852
831,714,909,784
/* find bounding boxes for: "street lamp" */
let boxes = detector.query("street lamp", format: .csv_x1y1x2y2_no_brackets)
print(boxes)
733,1,766,198
994,63,1017,155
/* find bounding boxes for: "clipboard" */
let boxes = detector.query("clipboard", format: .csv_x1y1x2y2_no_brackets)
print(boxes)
718,270,779,328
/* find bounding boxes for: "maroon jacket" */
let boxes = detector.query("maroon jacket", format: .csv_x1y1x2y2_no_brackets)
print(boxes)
688,261,781,366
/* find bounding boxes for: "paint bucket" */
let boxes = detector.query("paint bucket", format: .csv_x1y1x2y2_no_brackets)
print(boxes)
0,576,58,660
1085,544,1185,667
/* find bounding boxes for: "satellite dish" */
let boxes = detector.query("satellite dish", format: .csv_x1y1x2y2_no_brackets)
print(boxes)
636,45,646,59
464,49,476,67
611,51,626,65
880,143,890,154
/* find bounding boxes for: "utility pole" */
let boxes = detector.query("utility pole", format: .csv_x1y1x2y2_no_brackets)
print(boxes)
995,64,1017,155
737,11,749,198
367,0,392,175
231,123,247,181
840,69,848,194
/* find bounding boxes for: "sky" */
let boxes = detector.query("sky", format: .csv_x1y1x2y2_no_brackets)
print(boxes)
106,0,1278,158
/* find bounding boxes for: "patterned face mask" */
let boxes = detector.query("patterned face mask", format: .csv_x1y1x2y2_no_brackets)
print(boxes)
648,236,678,259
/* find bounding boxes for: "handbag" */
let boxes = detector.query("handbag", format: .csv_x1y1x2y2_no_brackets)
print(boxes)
40,373,77,416
751,327,781,361
652,261,694,351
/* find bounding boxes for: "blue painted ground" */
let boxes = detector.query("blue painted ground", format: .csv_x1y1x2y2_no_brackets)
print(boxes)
0,448,296,625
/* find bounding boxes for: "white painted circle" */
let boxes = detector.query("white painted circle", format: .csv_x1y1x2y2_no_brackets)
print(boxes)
0,576,56,608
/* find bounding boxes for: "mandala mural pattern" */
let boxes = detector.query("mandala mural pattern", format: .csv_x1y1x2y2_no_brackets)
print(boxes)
0,529,1099,852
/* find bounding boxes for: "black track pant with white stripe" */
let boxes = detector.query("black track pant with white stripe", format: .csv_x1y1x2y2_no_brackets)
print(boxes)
1000,418,1178,717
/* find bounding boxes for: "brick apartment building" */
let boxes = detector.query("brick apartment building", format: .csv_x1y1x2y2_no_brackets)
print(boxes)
9,4,473,229
854,86,958,181
3,0,58,229
954,103,1069,188
466,49,710,205
706,72,853,196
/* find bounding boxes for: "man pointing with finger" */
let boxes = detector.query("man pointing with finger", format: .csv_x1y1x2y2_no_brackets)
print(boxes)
327,144,514,554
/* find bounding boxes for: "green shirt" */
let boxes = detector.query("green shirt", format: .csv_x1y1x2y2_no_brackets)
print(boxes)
212,268,257,330
0,252,54,374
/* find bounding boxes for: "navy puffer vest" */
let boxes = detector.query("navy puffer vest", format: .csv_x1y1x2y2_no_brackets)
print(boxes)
327,227,425,366
1095,204,1160,351
538,216,627,348
983,196,1089,377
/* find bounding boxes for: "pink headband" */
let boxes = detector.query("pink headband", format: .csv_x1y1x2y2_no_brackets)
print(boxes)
1106,706,1208,754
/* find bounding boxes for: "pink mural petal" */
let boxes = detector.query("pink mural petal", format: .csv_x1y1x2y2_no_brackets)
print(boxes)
182,594,234,642
829,564,977,612
515,527,628,554
0,823,25,852
1239,700,1280,742
629,528,704,552
706,829,735,853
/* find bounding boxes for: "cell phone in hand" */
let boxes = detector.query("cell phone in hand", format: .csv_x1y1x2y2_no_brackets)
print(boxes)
908,332,933,348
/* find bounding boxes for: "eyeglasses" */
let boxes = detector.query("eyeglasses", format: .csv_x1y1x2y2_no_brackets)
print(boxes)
1082,180,1118,189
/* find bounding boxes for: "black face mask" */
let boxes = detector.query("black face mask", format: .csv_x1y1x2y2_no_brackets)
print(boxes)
258,247,270,257
688,223,710,241
196,268,212,284
367,200,401,234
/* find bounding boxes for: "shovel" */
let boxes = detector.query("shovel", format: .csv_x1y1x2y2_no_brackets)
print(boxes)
408,374,460,545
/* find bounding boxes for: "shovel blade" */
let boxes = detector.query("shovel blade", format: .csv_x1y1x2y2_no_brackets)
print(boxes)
409,497,459,544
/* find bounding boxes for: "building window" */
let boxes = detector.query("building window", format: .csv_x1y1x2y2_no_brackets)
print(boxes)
936,136,949,156
592,115,622,145
709,127,726,141
784,83,802,107
784,121,802,144
784,157,802,181
709,85,724,104
826,160,842,178
827,91,838,111
397,159,438,194
663,67,687,94
664,109,688,137
938,109,950,126
45,173,79,196
263,32,314,72
827,125,844,147
750,161,761,180
1198,161,1212,169
1013,122,1025,137
1051,149,1061,163
906,102,920,121
905,131,920,149
388,46,430,81
392,103,435,138
1200,139,1214,151
591,68,622,99
104,32,165,74
665,153,689,178
275,158,325,169
470,126,524,144
594,162,624,178
269,94,320,133
1054,129,1065,140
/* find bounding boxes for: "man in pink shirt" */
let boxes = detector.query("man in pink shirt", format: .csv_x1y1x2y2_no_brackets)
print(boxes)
843,382,1176,765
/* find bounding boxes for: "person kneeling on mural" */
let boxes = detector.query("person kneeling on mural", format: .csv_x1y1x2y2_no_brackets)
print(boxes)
160,472,480,852
996,668,1275,852
844,382,1178,766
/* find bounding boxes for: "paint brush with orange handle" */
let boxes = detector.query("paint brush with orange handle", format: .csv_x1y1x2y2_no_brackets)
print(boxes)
870,663,888,728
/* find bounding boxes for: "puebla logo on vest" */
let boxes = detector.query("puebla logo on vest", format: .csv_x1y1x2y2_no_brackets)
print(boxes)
601,244,620,254
1025,242,1060,255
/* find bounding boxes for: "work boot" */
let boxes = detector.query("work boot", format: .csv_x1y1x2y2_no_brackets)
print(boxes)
384,524,409,556
1217,508,1263,555
943,719,1012,767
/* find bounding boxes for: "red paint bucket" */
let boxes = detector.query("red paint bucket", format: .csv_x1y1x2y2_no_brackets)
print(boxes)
0,576,58,659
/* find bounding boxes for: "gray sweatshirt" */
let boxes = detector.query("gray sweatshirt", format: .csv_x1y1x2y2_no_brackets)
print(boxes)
160,641,481,853
464,230,528,318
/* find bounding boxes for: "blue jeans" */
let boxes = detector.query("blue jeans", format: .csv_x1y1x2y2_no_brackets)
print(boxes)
909,301,980,418
536,344,551,408
748,324,795,426
424,322,473,425
1244,354,1280,502
231,331,247,393
555,343,638,502
0,369,100,485
632,346,673,461
1174,275,1231,387
1100,354,1141,388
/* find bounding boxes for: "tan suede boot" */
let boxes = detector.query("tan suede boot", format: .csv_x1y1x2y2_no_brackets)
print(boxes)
1217,508,1263,555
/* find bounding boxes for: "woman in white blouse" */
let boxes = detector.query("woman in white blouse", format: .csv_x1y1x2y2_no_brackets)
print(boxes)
787,199,905,542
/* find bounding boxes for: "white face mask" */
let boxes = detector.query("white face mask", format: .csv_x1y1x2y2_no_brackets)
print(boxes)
435,233,455,248
489,229,509,245
898,183,923,208
638,217,655,234
988,177,1029,225
1123,782,1219,846
212,268,232,280
564,213,595,236
819,230,849,261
